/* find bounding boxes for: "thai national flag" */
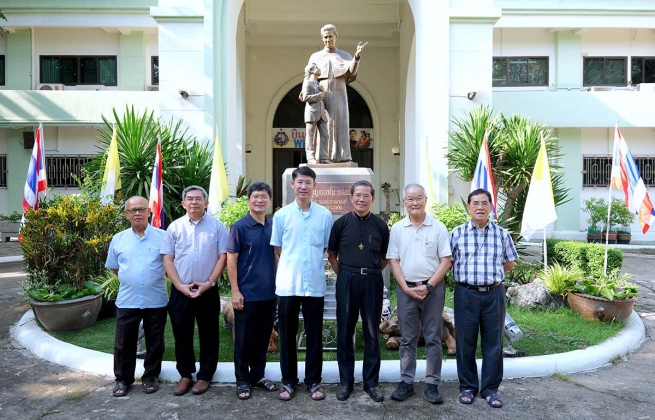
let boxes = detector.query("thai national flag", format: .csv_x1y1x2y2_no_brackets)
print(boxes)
149,138,164,228
470,131,497,219
611,124,655,233
22,123,48,212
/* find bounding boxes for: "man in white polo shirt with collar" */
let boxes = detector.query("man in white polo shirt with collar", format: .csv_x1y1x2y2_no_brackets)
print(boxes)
387,183,452,405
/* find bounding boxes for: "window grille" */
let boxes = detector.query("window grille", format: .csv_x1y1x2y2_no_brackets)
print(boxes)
583,156,655,187
46,156,93,188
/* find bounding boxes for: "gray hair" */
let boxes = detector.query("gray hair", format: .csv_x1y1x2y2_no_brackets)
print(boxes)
403,183,427,198
182,185,208,201
124,196,148,210
321,24,338,37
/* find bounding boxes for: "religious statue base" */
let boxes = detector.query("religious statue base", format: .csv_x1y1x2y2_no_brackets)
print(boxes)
301,161,359,168
281,167,375,215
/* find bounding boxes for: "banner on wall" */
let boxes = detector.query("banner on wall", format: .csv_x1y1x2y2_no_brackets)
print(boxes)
272,128,374,149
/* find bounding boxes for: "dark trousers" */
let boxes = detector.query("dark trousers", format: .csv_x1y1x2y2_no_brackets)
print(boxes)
277,295,324,387
114,306,167,385
454,283,505,398
168,286,220,381
233,298,277,386
336,270,383,390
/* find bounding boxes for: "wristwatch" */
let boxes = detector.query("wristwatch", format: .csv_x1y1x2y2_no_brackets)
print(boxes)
210,281,216,287
425,283,434,293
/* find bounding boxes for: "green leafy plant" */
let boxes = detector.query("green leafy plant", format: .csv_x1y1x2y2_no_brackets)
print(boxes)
432,203,469,232
0,211,22,222
572,269,638,301
446,106,570,235
218,196,250,229
547,239,623,278
20,191,129,302
540,263,583,296
505,259,542,285
583,197,635,233
92,269,120,302
386,212,402,229
235,175,251,198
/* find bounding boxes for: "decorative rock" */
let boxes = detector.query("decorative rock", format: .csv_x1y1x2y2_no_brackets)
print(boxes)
506,279,558,309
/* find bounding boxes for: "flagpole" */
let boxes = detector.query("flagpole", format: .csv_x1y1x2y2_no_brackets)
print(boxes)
542,227,548,273
603,122,619,276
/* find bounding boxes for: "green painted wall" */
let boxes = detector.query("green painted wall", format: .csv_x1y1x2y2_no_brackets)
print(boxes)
7,130,31,212
120,32,146,91
555,31,581,89
6,29,31,90
557,128,582,231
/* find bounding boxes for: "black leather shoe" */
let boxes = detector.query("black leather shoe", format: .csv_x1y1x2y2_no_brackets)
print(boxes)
365,387,384,402
336,386,352,401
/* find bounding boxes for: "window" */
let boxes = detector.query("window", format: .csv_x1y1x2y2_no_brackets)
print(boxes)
152,56,159,85
583,156,655,187
46,156,93,188
583,57,627,86
631,57,655,85
0,155,6,188
40,56,117,86
492,57,548,86
0,56,5,86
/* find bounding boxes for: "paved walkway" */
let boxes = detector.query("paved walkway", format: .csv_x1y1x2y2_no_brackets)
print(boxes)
1,243,654,419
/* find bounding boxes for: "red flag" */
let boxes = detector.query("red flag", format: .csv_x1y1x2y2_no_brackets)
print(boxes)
22,123,47,212
149,139,164,228
611,124,655,233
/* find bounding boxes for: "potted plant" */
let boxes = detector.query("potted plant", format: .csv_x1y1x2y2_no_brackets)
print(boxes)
20,191,128,332
381,182,392,214
582,198,605,243
91,268,120,318
567,268,638,322
539,263,582,306
0,211,22,242
611,198,635,245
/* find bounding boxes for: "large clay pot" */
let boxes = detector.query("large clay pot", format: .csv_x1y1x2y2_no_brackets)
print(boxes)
31,293,103,332
617,232,631,245
567,292,634,322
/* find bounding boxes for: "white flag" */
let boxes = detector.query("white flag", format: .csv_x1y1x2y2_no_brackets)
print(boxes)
520,139,557,240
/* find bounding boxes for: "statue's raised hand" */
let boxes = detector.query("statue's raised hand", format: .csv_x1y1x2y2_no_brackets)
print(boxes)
355,41,368,59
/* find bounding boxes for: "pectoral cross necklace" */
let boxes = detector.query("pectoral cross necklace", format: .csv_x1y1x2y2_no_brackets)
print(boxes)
355,213,370,251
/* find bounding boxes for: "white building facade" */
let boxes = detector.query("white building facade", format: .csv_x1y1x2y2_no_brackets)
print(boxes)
0,0,653,240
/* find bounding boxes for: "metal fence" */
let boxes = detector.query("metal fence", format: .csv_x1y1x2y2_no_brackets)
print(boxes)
46,156,93,188
0,155,6,188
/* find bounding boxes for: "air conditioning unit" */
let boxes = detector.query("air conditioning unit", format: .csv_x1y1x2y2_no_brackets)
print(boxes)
590,86,615,92
146,85,159,91
36,83,65,91
638,83,655,91
75,85,106,91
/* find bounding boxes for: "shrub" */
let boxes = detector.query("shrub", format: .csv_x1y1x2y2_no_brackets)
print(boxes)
218,196,250,229
540,263,583,295
549,240,623,278
20,192,129,301
433,203,469,232
0,211,22,222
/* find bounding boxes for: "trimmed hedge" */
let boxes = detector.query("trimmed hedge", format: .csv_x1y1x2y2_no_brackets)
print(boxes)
545,239,623,278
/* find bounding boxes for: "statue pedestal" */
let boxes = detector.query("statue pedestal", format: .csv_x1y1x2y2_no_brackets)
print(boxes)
281,167,374,215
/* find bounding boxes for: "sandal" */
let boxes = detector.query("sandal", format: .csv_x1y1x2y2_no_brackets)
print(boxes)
307,383,326,401
458,389,475,405
142,379,158,394
277,384,296,401
236,384,251,400
112,382,130,397
254,378,278,392
485,393,503,408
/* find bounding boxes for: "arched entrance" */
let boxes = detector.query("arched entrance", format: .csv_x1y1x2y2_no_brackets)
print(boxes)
271,84,374,209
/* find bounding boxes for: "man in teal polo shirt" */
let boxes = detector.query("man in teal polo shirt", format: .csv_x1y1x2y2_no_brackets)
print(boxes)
271,166,333,401
106,196,168,397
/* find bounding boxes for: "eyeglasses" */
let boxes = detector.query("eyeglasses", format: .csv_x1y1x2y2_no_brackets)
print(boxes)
352,194,372,200
404,197,425,204
471,201,490,208
126,207,148,214
250,194,270,201
185,196,205,202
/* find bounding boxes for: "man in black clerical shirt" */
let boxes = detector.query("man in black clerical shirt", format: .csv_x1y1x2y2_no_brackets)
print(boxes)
328,180,390,403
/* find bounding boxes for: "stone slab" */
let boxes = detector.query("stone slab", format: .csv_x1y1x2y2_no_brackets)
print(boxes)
281,167,374,214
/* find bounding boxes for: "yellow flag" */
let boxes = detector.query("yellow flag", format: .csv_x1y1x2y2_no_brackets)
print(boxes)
100,124,121,205
207,130,230,217
520,139,557,240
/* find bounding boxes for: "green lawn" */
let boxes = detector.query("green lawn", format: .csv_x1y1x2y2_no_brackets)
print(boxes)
50,293,623,362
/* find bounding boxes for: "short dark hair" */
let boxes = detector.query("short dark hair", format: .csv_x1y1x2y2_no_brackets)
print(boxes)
350,129,356,134
350,180,375,197
247,181,272,198
468,188,492,204
292,166,316,181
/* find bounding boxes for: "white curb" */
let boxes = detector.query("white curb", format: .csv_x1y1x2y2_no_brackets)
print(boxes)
13,310,645,383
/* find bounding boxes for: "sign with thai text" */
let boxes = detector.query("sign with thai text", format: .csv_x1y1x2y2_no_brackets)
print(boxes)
312,182,353,213
272,128,374,149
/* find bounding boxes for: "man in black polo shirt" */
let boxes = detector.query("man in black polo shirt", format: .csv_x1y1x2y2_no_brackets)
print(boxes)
328,180,390,403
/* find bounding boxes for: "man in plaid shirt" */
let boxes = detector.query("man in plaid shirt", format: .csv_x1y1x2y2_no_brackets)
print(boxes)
449,188,518,409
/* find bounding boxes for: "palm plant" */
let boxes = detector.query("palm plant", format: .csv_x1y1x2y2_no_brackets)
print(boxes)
85,106,204,221
446,106,570,236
